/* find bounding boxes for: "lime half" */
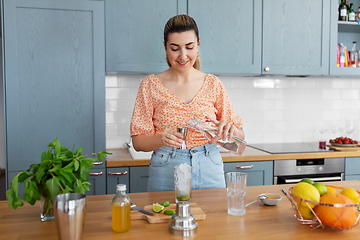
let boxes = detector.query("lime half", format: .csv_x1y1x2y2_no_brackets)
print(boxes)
152,203,164,213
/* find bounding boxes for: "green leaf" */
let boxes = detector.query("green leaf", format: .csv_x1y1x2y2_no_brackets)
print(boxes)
74,160,79,171
97,152,104,162
11,175,19,197
79,160,91,180
75,179,85,194
36,164,47,183
29,163,40,174
60,145,68,153
49,163,61,172
6,189,14,208
41,151,53,161
18,171,32,182
59,170,76,184
75,146,83,156
54,138,61,158
45,177,60,200
62,161,74,170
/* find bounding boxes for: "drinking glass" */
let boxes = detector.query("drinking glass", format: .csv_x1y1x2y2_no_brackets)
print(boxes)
174,163,192,203
345,120,355,137
226,172,247,216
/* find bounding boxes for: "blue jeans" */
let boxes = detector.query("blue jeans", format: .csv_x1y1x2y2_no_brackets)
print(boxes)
147,143,226,192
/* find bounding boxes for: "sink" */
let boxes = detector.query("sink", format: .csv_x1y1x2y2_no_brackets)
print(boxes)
128,145,153,159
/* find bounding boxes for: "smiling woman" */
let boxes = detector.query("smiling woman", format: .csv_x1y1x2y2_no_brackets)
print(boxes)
130,14,245,193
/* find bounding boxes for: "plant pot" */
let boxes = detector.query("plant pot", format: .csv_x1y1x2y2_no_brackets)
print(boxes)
40,196,55,221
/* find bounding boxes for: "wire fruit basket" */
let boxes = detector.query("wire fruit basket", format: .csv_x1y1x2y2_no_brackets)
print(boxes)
285,185,360,230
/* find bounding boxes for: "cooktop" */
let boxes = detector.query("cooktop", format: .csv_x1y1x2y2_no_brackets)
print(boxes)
248,142,332,154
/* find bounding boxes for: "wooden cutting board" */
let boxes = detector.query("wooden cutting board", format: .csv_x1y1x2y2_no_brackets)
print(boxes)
131,203,206,224
327,144,360,151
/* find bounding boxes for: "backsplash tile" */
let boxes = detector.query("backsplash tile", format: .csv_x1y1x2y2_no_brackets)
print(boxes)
105,75,360,149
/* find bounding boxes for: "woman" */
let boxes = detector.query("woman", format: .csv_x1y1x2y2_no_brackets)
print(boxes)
130,14,245,192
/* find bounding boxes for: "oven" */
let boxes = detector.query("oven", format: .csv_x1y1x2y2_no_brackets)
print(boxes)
273,158,345,185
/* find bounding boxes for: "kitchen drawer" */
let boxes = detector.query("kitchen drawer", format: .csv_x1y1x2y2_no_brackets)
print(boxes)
87,168,106,195
106,167,130,194
224,161,273,186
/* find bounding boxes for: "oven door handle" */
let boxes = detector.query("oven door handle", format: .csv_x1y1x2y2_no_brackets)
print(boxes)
284,176,342,184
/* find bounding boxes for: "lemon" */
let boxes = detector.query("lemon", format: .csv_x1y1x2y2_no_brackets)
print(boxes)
326,186,338,194
292,182,320,208
313,182,327,196
300,178,314,185
160,201,170,207
298,205,315,219
152,203,164,213
164,209,176,215
340,187,360,204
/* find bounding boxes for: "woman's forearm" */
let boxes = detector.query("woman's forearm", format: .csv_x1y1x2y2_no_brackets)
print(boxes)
132,135,164,152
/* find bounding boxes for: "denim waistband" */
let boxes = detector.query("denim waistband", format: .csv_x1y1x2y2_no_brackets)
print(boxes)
156,143,218,158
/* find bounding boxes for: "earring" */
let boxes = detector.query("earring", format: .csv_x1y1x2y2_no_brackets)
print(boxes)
197,52,199,57
165,55,168,61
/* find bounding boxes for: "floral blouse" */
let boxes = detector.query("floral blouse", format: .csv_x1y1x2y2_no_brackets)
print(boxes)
130,74,243,149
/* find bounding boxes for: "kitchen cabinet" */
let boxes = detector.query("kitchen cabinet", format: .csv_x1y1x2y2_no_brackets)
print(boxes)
330,0,360,75
107,167,130,194
188,0,262,74
105,0,187,73
87,168,107,196
130,166,149,193
345,157,360,181
3,0,106,190
224,161,273,186
262,0,331,75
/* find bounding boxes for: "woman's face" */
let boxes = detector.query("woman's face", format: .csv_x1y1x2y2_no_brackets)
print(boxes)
165,30,199,72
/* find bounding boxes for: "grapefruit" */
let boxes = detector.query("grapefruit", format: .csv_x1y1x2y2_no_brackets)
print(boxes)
314,192,358,229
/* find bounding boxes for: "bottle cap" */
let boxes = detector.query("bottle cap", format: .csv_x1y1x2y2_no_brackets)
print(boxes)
116,184,127,191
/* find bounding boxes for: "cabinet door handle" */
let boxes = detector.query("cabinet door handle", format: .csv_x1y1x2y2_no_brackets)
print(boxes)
264,67,270,72
236,165,253,169
92,161,103,165
108,171,128,175
90,172,103,176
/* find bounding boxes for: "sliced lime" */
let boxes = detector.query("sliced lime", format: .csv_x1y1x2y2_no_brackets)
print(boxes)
177,195,190,201
152,203,164,213
160,201,170,207
164,209,176,215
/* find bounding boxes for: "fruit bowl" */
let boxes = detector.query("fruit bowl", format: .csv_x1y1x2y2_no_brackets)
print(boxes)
286,185,360,230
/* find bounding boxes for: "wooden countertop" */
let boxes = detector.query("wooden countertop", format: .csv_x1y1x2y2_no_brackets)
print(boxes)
106,146,360,167
2,181,360,239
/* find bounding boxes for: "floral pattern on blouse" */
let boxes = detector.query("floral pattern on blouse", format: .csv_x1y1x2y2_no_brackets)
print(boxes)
130,74,243,149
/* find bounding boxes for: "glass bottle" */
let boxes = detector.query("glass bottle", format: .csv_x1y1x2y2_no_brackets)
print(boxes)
339,1,347,21
349,41,357,67
112,184,131,232
187,118,247,155
348,3,356,21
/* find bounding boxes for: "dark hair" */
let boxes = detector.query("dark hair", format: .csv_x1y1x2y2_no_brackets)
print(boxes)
164,15,201,70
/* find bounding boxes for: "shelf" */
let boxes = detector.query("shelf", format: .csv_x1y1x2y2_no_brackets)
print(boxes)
338,21,360,26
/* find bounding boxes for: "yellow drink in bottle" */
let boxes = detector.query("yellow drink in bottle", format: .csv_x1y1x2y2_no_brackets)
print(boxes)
112,184,131,232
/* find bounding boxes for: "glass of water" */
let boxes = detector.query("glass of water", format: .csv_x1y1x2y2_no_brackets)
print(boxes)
174,163,192,203
226,172,247,216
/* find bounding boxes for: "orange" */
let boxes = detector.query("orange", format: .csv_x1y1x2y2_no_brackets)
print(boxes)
326,186,337,194
340,188,360,204
314,192,358,229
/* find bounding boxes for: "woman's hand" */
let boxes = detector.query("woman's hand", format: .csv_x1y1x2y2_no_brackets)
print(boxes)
205,116,241,143
160,128,184,148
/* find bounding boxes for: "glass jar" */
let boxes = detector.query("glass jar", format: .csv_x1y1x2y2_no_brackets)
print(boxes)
112,184,131,232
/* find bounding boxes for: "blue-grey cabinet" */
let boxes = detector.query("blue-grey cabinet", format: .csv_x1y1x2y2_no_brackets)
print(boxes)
345,157,360,181
188,0,262,74
3,0,106,190
105,0,187,73
107,167,130,194
87,168,106,196
262,0,331,75
329,0,360,76
130,166,149,193
224,161,273,186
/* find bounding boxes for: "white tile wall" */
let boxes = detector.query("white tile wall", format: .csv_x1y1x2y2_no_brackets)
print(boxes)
105,74,360,149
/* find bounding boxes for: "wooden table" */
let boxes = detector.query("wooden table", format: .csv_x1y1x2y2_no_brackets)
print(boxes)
2,181,360,240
